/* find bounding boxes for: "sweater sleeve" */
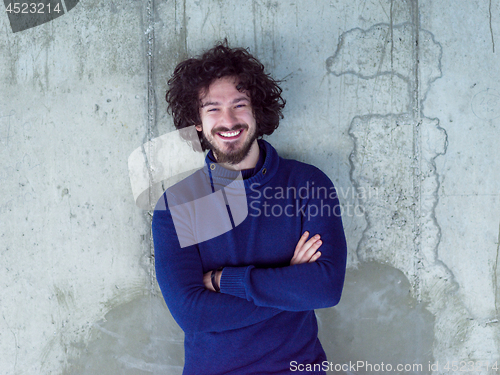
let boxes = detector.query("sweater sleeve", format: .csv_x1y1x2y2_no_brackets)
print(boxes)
219,169,348,311
152,199,283,334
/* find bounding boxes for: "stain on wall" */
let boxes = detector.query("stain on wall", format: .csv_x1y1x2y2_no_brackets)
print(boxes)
318,262,435,374
64,294,184,375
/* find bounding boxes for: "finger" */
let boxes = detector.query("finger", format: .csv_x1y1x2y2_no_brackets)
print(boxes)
292,231,311,261
292,233,322,265
308,251,322,263
304,234,321,247
297,235,321,256
302,239,322,261
294,238,321,264
301,240,323,263
294,231,310,253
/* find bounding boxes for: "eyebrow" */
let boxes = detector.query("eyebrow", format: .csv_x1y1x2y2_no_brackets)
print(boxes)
200,97,249,108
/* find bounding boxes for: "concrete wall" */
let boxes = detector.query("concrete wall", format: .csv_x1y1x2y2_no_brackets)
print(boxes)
1,0,499,374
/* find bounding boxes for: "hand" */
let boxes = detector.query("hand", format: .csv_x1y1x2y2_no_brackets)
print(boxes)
290,231,322,265
203,269,222,291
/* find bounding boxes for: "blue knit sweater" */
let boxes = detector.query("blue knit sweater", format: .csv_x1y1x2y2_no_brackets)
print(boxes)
152,139,347,374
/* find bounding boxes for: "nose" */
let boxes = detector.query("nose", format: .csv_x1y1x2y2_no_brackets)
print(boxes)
220,108,239,127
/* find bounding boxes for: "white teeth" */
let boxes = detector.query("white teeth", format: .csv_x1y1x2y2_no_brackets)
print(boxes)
219,130,242,137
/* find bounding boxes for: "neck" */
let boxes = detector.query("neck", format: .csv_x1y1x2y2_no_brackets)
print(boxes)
215,140,260,171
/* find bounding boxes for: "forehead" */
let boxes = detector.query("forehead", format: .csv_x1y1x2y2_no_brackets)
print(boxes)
199,76,249,102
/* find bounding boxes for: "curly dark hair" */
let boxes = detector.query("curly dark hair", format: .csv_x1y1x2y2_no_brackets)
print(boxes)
165,41,286,151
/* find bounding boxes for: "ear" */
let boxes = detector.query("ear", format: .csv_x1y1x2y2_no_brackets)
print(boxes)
195,125,202,132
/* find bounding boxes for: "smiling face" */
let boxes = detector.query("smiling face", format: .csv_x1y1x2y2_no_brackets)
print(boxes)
196,76,259,167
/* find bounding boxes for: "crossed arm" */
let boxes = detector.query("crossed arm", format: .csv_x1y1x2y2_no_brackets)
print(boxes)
203,231,324,291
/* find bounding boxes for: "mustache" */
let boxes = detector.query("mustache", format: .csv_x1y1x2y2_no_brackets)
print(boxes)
211,124,248,135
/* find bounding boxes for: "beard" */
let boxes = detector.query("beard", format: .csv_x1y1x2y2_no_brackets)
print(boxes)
201,123,258,165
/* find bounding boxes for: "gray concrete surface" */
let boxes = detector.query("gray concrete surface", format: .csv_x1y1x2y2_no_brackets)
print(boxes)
1,0,499,374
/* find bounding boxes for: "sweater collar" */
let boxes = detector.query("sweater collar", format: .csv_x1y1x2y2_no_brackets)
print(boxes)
206,139,266,180
203,139,279,189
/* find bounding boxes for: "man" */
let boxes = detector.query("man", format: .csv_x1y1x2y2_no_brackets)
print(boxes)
152,41,347,374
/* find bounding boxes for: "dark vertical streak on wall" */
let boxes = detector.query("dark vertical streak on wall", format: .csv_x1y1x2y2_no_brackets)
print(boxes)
173,0,188,60
490,0,495,53
389,0,394,115
146,0,157,293
183,0,188,53
271,16,276,72
390,0,394,71
411,0,420,118
146,1,157,142
411,0,422,300
494,221,500,317
252,0,258,56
